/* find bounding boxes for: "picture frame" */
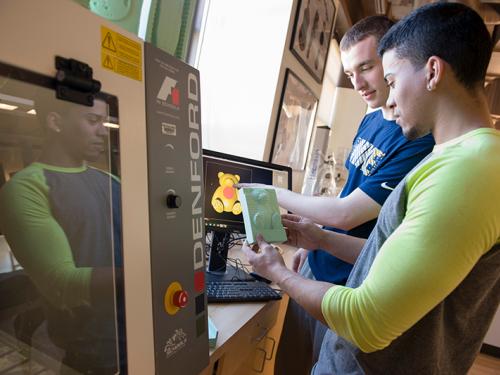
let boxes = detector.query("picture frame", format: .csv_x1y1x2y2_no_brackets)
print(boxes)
291,0,336,83
271,70,318,170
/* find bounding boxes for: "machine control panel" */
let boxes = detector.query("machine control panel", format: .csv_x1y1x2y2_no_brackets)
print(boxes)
144,43,208,374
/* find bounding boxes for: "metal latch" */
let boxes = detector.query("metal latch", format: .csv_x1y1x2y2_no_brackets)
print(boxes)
55,56,101,106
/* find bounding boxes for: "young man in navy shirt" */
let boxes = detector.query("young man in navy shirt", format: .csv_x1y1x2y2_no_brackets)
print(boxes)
239,15,435,374
274,16,434,285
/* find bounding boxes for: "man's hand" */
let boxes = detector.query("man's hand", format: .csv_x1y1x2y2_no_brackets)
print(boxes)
243,235,331,327
292,248,309,273
282,214,325,250
241,235,289,284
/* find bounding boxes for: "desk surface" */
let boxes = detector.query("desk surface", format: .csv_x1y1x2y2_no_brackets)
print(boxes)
207,244,294,359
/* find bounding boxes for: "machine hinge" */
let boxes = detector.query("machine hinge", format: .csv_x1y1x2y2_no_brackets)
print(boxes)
55,56,101,106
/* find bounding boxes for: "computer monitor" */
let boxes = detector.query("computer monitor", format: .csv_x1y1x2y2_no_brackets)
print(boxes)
203,149,292,280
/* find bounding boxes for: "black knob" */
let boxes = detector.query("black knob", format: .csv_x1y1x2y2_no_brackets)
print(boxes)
166,194,182,208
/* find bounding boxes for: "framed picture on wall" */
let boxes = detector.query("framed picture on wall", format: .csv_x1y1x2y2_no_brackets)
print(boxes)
271,70,318,170
291,0,336,83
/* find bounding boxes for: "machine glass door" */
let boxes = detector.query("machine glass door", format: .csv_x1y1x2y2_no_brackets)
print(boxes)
0,64,124,374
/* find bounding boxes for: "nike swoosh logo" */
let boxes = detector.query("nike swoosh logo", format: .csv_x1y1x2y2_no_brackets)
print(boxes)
381,182,395,191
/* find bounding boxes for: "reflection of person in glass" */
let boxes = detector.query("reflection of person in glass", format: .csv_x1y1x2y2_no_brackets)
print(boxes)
0,95,123,374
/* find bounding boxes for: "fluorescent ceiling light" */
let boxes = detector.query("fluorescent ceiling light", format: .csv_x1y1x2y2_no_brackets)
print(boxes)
0,103,18,111
104,122,120,129
0,93,34,106
27,109,37,115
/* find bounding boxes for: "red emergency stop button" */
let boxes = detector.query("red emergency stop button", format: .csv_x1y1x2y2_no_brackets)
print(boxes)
173,290,188,308
165,281,188,315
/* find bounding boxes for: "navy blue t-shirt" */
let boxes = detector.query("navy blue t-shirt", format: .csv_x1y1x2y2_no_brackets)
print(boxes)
308,110,435,284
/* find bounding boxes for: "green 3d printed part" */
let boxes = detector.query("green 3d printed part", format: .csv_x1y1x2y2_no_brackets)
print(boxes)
239,188,287,244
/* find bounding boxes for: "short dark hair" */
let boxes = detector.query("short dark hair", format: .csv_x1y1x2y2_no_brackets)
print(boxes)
340,15,394,51
378,2,493,90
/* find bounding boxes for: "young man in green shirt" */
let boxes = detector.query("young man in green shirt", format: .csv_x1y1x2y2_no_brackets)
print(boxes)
243,3,500,374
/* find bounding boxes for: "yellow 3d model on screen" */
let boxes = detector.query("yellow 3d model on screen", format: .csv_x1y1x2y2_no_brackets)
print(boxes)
211,172,242,215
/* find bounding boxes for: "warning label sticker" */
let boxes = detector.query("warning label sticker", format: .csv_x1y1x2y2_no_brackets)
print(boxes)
101,25,142,81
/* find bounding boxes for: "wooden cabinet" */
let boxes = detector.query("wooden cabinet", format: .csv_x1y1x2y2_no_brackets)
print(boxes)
200,245,295,375
216,299,280,375
201,299,281,375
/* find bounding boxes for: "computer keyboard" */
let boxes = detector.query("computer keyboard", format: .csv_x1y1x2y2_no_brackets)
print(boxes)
206,281,282,303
